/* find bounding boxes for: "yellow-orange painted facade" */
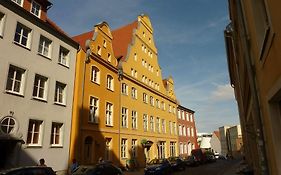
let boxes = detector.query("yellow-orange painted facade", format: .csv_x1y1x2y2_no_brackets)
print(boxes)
70,22,121,165
118,15,179,167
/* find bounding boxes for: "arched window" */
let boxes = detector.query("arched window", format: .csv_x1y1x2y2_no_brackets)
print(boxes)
91,66,100,84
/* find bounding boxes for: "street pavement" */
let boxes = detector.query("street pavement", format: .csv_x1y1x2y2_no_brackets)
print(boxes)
123,158,243,175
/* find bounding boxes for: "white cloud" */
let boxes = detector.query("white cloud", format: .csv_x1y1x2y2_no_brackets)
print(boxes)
210,84,235,101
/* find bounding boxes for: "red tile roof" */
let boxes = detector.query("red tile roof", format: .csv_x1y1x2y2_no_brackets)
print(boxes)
112,21,138,61
72,31,94,50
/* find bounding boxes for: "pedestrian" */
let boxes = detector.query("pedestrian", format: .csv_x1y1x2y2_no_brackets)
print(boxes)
70,158,79,174
38,158,46,167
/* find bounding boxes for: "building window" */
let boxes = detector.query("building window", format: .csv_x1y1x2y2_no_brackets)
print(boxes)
179,125,182,136
187,127,190,136
134,53,137,61
173,122,177,135
131,87,137,99
156,117,160,133
131,139,137,158
103,40,107,48
12,0,23,6
121,83,128,95
106,75,114,91
161,101,165,110
183,126,186,136
54,81,66,105
0,12,5,37
173,107,176,114
89,96,99,123
143,114,148,131
107,53,111,62
182,111,185,120
105,138,111,160
121,139,127,158
58,46,69,67
170,142,176,157
132,110,137,129
0,117,16,134
106,102,113,126
30,0,41,17
150,116,154,132
156,99,160,108
143,93,148,103
169,121,173,135
168,105,172,113
38,35,52,58
27,119,43,146
6,65,26,95
161,119,166,133
32,74,48,100
50,122,63,146
190,114,193,122
158,141,165,159
91,66,100,84
150,96,154,106
177,110,181,119
191,127,194,137
97,46,101,55
14,22,32,48
121,107,128,128
180,143,183,154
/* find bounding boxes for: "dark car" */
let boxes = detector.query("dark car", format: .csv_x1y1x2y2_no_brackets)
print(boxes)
183,155,198,167
72,162,123,175
168,157,185,171
144,158,172,175
206,154,216,163
0,166,56,175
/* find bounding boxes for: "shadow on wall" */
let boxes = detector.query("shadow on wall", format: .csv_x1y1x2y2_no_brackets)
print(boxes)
0,137,38,170
70,106,148,170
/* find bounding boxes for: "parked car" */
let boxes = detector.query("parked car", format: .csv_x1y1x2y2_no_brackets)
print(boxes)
167,157,185,171
206,154,216,163
72,161,123,175
183,155,198,167
0,166,56,175
144,158,172,175
191,149,207,164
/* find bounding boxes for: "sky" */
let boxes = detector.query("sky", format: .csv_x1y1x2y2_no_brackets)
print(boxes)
48,0,239,133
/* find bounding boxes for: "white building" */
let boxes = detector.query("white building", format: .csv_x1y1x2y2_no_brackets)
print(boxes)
210,131,221,154
0,0,78,173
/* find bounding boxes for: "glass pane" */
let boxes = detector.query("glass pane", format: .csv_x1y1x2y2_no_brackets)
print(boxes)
33,133,39,143
14,81,21,92
27,132,32,144
21,37,27,46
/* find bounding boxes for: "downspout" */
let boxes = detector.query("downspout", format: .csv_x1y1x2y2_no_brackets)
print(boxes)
117,56,123,166
235,0,269,174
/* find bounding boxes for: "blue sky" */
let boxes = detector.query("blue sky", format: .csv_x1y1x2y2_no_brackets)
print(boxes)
48,0,239,133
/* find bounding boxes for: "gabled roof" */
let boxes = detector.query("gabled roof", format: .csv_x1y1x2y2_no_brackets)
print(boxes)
112,21,138,61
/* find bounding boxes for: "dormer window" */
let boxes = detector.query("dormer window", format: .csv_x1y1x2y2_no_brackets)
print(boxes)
30,1,41,18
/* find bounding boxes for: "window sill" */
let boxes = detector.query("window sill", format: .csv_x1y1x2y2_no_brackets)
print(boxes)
38,53,52,60
54,102,66,107
5,90,24,97
58,62,69,69
91,80,100,85
107,88,114,92
32,97,47,103
26,144,42,148
13,41,31,51
106,124,113,127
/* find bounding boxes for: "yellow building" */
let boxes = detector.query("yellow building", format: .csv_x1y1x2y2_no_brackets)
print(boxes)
112,14,179,167
70,22,121,165
225,0,281,174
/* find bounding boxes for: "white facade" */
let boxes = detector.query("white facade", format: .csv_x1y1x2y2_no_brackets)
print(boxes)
210,132,221,154
0,1,77,173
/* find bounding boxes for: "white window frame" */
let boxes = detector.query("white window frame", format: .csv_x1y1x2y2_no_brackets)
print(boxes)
32,74,48,101
132,139,137,158
91,66,100,84
169,121,173,135
183,126,186,136
6,65,26,95
132,110,137,129
121,107,128,128
14,22,32,48
58,46,70,67
26,119,43,146
0,12,5,37
143,114,148,131
173,122,177,135
121,83,128,95
106,102,113,126
106,75,114,91
131,87,137,99
105,138,111,160
150,96,154,106
89,96,99,123
107,53,111,62
97,46,101,55
38,35,52,58
170,142,176,157
12,0,23,6
190,114,193,122
143,93,148,103
161,119,166,133
179,125,182,136
150,116,154,132
156,117,160,133
121,138,127,158
50,122,63,147
30,0,41,18
54,81,66,105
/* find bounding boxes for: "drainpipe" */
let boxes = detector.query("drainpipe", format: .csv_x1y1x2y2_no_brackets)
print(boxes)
117,57,123,166
234,0,269,174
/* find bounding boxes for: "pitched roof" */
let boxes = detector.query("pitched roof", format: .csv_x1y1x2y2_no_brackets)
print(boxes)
46,18,69,36
112,21,138,60
72,31,94,50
